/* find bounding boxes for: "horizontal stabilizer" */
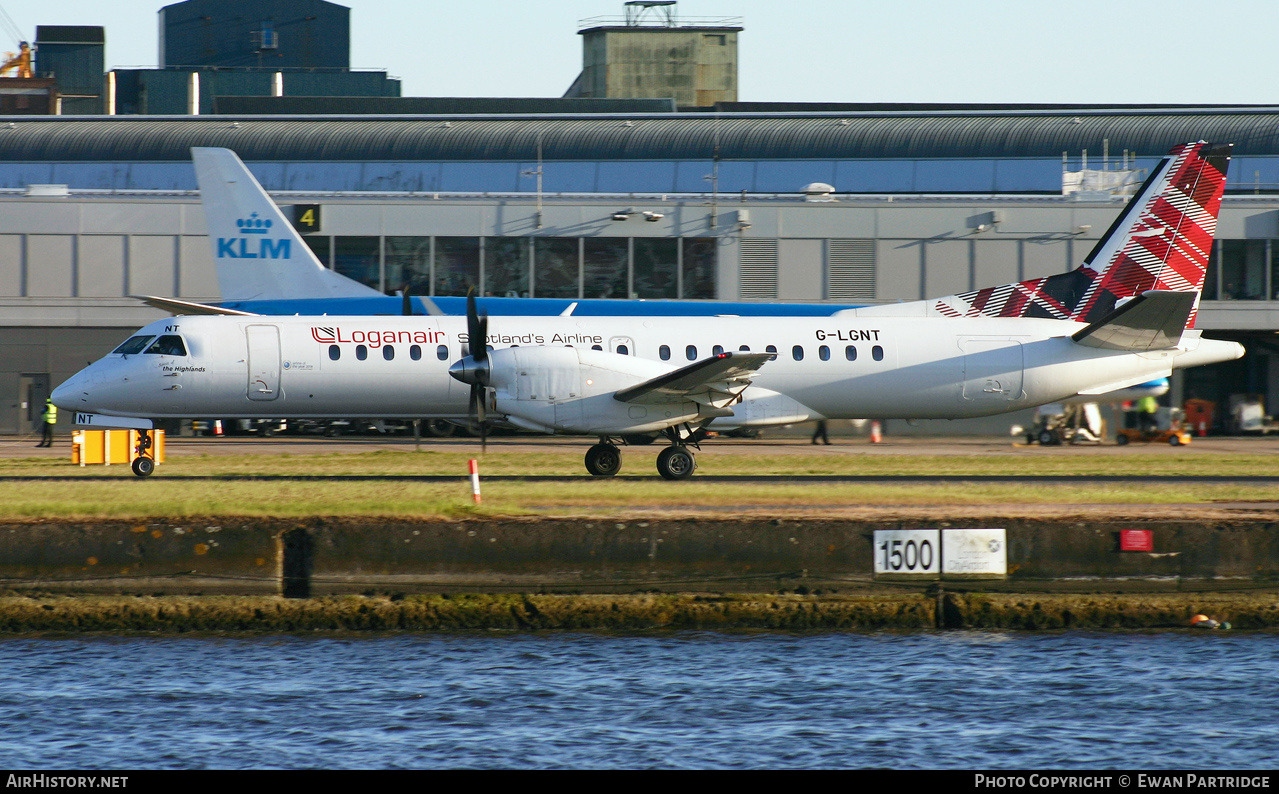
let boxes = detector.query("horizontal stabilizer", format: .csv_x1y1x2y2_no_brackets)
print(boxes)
135,296,260,316
615,352,774,405
1071,290,1197,351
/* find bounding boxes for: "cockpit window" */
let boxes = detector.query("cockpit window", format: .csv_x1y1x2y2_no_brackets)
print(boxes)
112,335,156,356
144,335,188,356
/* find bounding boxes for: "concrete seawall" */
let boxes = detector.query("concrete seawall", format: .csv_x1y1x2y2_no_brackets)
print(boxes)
2,517,1276,596
0,592,1275,632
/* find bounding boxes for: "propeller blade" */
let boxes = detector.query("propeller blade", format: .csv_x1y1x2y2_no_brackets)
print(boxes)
466,290,488,365
469,383,488,453
401,286,412,317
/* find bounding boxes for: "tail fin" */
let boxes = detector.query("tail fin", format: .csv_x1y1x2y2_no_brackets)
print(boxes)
932,142,1231,328
191,147,384,302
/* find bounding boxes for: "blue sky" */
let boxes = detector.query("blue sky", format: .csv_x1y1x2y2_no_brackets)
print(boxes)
14,1,1279,104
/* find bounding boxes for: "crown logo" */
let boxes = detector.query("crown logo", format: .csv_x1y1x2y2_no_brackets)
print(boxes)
236,212,272,235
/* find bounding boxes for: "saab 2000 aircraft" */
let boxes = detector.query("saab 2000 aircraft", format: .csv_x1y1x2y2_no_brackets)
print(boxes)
56,142,1242,480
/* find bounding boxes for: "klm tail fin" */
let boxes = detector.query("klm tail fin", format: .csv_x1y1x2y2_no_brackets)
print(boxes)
931,142,1231,327
191,147,384,302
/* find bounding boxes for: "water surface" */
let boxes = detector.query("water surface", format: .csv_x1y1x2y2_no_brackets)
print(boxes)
0,632,1274,769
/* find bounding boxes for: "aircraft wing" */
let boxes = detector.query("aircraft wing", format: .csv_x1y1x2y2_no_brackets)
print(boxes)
614,352,775,408
1070,290,1196,351
135,296,261,317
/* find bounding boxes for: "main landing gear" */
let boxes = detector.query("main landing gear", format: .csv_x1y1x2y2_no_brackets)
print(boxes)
584,427,701,481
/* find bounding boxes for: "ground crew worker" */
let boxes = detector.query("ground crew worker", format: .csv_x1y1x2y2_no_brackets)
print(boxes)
811,419,830,445
37,398,56,447
1137,395,1159,434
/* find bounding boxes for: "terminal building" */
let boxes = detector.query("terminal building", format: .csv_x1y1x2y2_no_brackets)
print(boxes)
3,107,1279,435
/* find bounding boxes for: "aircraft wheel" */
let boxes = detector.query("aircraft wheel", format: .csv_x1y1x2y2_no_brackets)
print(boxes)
1037,429,1059,446
656,446,696,481
585,443,622,477
1168,435,1183,446
426,419,456,438
1115,434,1130,446
131,457,155,477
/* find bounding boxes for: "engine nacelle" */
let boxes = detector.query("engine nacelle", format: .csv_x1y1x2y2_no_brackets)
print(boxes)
486,346,716,435
716,386,817,429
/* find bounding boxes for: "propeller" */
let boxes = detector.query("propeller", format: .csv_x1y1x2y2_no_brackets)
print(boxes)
401,285,413,317
447,290,491,451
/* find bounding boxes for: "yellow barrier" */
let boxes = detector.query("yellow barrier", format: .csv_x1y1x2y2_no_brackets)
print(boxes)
71,430,165,466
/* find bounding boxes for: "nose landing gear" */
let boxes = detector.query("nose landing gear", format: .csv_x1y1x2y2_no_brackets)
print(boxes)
131,430,155,477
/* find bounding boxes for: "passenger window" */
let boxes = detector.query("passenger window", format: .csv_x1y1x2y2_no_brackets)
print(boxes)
356,344,368,361
410,345,422,361
739,345,750,352
383,345,395,361
112,335,156,355
845,345,857,361
144,335,187,356
819,345,830,361
591,344,603,351
713,345,724,356
872,345,884,361
436,345,448,361
765,344,777,354
792,345,804,361
617,344,629,356
686,345,697,361
659,345,671,361
329,345,340,361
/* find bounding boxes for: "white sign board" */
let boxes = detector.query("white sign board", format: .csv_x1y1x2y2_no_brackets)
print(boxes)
942,528,1007,576
873,529,941,576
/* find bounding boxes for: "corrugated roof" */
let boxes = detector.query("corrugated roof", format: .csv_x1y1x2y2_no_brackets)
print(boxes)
2,108,1279,161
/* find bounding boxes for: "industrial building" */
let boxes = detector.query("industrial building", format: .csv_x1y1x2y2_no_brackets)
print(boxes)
9,0,400,115
565,2,741,108
3,108,1279,436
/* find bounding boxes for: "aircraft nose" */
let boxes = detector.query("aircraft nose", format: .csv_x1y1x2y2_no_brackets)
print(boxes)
51,375,82,411
51,367,97,411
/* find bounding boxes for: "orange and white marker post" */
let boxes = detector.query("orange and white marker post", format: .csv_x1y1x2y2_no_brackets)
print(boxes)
468,458,482,504
870,421,883,444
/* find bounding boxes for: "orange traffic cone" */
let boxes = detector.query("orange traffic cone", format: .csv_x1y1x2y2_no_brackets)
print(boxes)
870,421,882,444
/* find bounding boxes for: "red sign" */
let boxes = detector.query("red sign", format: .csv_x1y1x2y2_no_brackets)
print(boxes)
1120,530,1154,552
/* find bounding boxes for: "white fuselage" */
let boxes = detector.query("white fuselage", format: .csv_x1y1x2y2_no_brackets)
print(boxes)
53,313,1243,431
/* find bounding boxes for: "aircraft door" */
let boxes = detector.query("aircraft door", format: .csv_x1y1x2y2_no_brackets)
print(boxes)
609,336,634,355
245,325,281,401
18,373,50,433
959,338,1024,403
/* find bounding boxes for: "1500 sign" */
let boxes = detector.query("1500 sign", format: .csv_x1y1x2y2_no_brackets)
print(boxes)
872,528,1008,578
873,529,940,575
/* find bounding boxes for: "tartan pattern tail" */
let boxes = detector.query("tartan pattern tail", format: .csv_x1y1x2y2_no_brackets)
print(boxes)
931,142,1231,328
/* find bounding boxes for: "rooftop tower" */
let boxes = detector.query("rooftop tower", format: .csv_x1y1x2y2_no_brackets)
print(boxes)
565,1,741,109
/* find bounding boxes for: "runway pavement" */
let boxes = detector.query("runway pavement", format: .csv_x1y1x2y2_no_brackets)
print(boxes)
5,428,1279,460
